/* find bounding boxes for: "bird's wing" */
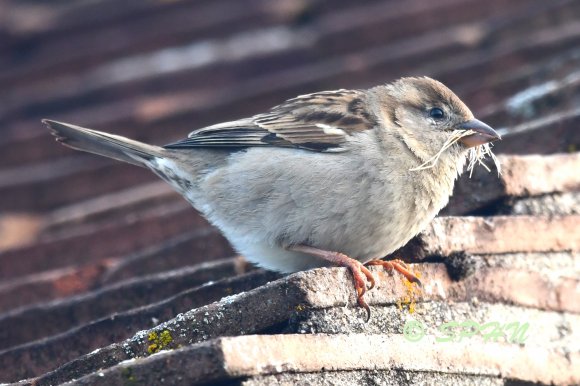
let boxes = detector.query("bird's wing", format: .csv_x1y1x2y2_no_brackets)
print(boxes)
164,89,378,153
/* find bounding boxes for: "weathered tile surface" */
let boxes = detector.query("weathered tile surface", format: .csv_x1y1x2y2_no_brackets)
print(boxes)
1,0,579,385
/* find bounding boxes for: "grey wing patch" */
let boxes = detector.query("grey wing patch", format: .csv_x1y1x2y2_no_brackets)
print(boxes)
164,89,378,153
164,119,276,149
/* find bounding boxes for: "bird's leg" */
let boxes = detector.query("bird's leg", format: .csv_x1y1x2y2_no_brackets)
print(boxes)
365,258,422,287
287,244,375,320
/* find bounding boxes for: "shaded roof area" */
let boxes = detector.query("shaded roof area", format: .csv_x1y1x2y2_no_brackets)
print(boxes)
0,0,579,384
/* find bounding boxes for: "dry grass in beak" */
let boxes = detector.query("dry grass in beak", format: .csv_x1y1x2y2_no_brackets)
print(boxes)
466,142,501,177
409,130,475,171
409,129,501,176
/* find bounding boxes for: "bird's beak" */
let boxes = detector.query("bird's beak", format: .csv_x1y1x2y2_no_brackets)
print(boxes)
458,119,501,148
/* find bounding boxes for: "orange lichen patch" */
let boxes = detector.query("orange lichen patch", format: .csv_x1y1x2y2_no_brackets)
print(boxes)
397,270,423,314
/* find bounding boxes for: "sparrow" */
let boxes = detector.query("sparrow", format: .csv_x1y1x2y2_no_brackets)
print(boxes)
43,77,500,320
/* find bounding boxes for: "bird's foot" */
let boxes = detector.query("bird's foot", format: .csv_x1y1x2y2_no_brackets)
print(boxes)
287,245,376,321
365,258,422,287
339,256,376,321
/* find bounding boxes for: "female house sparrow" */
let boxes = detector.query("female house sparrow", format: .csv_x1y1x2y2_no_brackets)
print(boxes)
43,77,500,319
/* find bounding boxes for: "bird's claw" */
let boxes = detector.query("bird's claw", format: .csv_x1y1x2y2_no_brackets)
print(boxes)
366,258,422,287
348,260,376,321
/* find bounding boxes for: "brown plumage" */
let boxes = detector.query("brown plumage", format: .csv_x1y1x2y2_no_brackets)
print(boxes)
165,89,375,152
43,77,501,320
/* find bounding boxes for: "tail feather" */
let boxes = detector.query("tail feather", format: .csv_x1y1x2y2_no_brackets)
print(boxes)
42,120,163,167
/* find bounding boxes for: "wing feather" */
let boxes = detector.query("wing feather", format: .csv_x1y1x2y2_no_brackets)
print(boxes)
164,89,377,152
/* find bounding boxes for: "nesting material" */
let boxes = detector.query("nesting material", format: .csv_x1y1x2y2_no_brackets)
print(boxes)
410,129,501,176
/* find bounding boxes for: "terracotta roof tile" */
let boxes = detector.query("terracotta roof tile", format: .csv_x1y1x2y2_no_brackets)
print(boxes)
0,0,579,385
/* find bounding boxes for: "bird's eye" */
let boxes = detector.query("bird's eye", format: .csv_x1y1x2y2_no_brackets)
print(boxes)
429,108,445,120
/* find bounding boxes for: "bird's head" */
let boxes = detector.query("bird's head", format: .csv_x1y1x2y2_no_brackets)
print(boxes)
379,77,501,173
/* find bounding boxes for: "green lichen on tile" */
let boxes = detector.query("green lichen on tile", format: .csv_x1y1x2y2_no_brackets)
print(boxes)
295,303,306,312
146,330,174,354
160,330,173,346
121,367,137,386
147,343,158,354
